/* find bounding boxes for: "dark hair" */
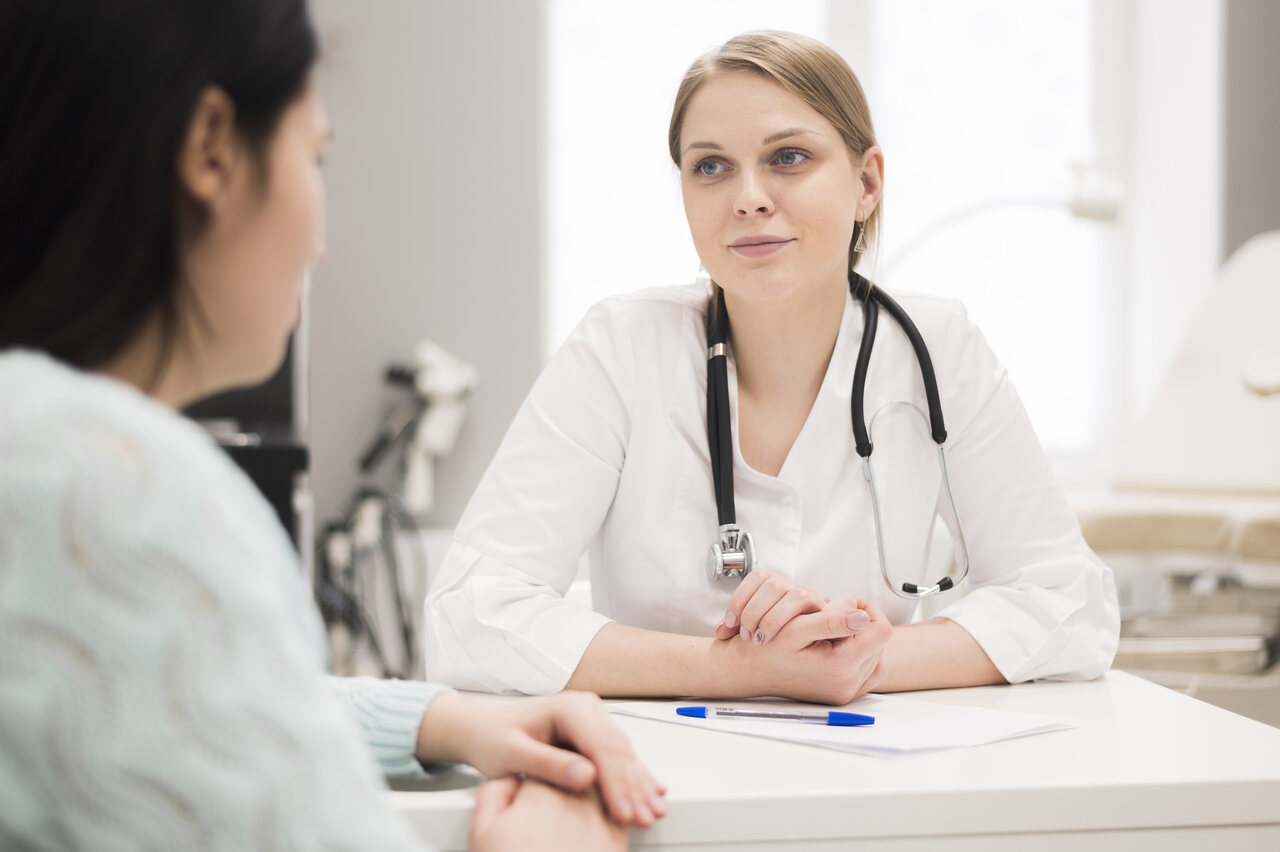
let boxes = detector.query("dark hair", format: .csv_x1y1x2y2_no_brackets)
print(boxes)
0,0,319,372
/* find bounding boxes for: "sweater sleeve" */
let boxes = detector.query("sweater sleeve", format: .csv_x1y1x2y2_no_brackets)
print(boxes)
0,372,433,851
325,676,453,778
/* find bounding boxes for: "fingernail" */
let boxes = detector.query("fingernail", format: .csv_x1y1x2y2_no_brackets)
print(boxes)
725,610,738,629
754,630,763,646
846,610,871,630
565,760,592,786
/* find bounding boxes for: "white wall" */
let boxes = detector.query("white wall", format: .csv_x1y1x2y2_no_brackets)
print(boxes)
307,0,545,530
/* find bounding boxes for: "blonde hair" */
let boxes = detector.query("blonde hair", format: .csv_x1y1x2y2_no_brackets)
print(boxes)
668,30,881,281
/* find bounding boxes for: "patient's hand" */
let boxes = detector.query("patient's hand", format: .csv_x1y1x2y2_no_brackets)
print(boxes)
470,777,628,852
417,691,665,827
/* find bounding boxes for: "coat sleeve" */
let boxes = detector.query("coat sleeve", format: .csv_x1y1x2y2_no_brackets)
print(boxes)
423,300,636,694
927,306,1121,682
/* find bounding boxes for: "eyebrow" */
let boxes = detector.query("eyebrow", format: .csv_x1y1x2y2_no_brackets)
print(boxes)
762,127,815,145
682,127,818,156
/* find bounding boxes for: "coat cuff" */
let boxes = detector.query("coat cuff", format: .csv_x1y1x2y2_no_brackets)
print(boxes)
935,578,1116,684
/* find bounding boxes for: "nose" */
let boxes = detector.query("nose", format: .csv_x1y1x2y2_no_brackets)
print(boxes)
734,169,774,217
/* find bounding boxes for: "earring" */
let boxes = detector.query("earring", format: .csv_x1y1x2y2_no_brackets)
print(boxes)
853,221,868,254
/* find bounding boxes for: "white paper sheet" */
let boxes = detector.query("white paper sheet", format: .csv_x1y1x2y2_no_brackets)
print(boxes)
608,695,1076,759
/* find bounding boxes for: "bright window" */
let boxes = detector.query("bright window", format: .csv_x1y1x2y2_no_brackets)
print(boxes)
546,0,828,351
547,0,1121,469
862,0,1110,458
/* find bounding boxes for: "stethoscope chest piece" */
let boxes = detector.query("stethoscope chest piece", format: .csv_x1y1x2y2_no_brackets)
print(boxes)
707,523,756,580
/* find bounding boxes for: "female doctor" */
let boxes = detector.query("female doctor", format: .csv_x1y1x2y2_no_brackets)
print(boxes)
424,30,1119,702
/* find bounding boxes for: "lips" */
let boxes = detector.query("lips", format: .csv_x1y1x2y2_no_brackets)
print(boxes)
730,235,791,248
729,235,795,259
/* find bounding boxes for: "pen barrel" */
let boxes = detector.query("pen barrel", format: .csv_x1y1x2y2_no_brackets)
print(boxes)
675,706,874,726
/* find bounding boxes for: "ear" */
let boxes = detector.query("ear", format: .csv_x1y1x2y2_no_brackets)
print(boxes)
856,145,884,221
176,87,240,207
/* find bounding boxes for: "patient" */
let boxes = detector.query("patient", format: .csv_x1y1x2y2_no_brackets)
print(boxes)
0,0,661,849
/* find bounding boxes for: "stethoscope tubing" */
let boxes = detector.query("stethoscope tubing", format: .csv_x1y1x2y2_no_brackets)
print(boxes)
852,283,948,454
704,274,970,597
706,287,735,528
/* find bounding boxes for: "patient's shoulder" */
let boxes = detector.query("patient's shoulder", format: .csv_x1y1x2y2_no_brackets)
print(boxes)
0,350,288,567
0,349,309,656
0,349,219,481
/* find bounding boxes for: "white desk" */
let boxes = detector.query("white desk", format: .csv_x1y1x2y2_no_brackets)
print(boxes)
390,671,1280,850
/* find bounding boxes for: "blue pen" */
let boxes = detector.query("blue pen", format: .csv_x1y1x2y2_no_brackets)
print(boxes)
676,706,874,727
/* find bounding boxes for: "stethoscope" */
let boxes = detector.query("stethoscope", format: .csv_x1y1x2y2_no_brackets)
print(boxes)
704,273,971,599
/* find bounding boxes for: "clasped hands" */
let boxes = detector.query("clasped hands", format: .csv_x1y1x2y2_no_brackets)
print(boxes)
418,572,887,849
418,690,665,850
712,570,891,705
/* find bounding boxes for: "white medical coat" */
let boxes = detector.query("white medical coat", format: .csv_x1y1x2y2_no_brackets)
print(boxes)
425,283,1120,694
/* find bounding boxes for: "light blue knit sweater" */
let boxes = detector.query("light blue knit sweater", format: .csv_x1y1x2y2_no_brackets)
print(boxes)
0,350,444,851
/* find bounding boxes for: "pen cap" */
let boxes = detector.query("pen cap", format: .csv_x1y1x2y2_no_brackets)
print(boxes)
827,712,875,726
676,707,709,718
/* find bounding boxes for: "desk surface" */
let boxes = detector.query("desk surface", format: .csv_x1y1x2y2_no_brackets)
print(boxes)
390,672,1280,850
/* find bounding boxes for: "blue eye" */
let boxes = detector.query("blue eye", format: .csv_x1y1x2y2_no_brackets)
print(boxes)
775,149,809,166
694,159,726,177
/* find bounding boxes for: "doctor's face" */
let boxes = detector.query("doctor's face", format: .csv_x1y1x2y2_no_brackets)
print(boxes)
678,71,880,308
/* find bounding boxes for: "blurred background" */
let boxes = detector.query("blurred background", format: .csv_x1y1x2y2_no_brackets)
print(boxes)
198,0,1279,719
302,0,1270,527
